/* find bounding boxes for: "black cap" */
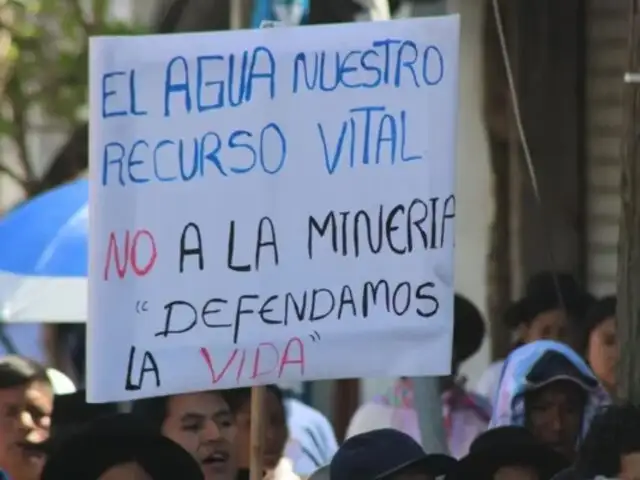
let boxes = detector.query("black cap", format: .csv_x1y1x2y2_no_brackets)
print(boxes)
331,429,457,480
40,413,203,480
450,426,569,479
526,350,597,391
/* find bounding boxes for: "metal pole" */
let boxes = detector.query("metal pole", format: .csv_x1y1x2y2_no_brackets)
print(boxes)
229,0,243,29
229,0,254,29
409,0,452,455
410,377,448,454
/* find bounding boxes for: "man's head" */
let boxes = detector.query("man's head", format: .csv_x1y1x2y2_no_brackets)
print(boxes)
330,428,457,480
525,380,585,461
0,355,53,480
133,391,237,480
575,404,640,479
223,385,288,471
522,350,598,460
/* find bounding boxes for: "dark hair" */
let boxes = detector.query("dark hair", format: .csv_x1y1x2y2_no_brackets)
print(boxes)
453,294,485,362
575,404,640,477
550,468,580,480
41,414,203,480
131,396,170,432
580,296,617,355
0,355,50,390
504,272,595,328
132,390,237,432
222,385,285,415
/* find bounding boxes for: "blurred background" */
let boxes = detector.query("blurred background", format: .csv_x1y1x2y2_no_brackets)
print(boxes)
0,0,619,440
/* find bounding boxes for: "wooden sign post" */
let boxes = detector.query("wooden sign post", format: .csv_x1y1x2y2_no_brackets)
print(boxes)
247,20,284,480
250,386,267,480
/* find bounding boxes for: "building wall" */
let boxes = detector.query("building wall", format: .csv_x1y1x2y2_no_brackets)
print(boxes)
361,0,493,401
584,0,625,297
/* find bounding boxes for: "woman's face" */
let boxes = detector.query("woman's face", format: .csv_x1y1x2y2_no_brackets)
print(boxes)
235,390,288,470
525,381,585,461
587,316,618,391
522,309,569,345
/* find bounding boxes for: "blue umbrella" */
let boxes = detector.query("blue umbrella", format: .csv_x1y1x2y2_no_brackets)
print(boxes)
0,179,88,322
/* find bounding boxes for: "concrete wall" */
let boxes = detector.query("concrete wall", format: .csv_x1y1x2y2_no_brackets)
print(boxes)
447,0,492,385
361,0,493,401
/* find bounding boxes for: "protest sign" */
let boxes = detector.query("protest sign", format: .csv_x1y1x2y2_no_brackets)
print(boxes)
87,16,460,402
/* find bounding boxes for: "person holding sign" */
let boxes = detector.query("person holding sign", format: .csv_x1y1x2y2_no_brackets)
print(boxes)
224,385,300,480
133,391,237,480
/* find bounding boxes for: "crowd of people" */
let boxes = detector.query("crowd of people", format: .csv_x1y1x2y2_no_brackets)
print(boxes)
0,270,634,479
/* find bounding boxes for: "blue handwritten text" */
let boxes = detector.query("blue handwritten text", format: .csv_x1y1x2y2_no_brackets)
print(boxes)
101,123,287,186
102,70,148,118
293,39,444,94
317,105,422,175
100,47,276,119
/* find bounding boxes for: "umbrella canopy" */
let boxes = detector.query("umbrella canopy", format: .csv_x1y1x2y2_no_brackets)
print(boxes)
0,179,87,322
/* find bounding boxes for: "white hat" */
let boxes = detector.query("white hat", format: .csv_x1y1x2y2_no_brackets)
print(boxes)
46,368,76,395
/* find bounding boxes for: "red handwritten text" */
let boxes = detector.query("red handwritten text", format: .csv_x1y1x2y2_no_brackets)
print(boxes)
103,229,158,280
199,337,305,385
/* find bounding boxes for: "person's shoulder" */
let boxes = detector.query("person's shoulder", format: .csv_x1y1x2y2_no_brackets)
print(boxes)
287,398,334,430
457,390,492,421
473,360,505,399
287,398,325,420
286,398,339,457
345,401,400,439
468,391,492,411
477,360,505,384
272,458,302,480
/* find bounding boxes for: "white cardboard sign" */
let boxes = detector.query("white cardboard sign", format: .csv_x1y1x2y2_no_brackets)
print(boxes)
88,16,460,402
